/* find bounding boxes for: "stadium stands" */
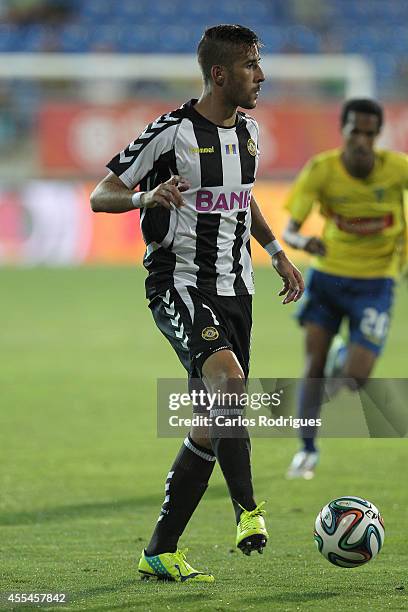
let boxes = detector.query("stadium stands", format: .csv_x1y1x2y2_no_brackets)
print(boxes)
0,0,407,92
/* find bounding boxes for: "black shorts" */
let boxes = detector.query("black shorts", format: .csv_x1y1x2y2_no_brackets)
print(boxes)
149,286,252,379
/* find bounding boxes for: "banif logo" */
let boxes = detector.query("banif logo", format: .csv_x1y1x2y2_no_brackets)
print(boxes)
195,189,251,212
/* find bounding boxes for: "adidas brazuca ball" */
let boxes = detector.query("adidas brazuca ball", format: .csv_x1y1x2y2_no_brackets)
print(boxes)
314,496,385,567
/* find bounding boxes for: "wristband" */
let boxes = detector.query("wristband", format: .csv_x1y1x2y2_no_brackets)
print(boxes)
264,239,283,256
290,234,308,249
131,191,145,209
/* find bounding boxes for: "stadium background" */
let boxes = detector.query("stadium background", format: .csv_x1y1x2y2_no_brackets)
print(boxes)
1,0,408,266
1,1,407,611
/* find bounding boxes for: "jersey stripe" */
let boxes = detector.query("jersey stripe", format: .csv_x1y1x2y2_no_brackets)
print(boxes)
237,121,256,184
192,123,223,187
194,213,221,293
241,237,253,291
141,206,172,244
144,246,177,297
215,215,238,294
218,128,242,189
231,211,249,294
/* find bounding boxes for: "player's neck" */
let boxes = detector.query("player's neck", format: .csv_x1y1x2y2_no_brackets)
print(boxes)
341,151,375,179
194,93,237,128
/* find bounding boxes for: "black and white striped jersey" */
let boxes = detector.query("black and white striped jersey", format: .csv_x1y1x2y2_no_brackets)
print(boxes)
107,99,259,300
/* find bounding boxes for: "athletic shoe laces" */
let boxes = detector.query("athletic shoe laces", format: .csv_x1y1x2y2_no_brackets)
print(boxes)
174,548,191,571
239,501,266,529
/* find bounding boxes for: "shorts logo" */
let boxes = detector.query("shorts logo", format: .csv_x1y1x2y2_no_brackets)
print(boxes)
201,326,219,341
247,138,257,156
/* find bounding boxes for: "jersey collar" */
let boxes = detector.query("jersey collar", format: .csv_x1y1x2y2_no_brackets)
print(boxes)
182,99,244,130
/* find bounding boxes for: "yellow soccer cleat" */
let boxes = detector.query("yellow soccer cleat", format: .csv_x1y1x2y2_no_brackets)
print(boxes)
138,548,215,582
236,501,268,556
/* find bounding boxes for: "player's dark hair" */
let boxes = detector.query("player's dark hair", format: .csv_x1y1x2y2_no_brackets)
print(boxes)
341,98,384,130
197,24,261,84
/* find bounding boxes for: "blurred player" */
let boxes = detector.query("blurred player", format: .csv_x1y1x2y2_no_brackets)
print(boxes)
283,98,408,479
91,25,303,581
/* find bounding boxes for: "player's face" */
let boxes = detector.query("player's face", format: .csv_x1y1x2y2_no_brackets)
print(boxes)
225,47,265,109
342,111,380,165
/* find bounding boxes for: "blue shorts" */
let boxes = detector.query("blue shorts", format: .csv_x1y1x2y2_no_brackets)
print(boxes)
297,269,394,355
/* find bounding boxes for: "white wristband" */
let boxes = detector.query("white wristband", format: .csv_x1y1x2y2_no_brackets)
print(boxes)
131,191,145,209
290,234,308,249
264,239,283,256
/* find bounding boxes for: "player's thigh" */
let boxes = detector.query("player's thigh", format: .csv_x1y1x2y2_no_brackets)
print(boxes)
150,288,233,448
149,286,232,375
195,294,251,388
343,342,377,382
222,294,252,380
186,288,238,378
348,278,394,359
297,270,343,341
149,288,193,372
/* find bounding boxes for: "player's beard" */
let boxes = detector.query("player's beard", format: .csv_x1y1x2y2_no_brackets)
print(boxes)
232,86,258,110
225,65,260,109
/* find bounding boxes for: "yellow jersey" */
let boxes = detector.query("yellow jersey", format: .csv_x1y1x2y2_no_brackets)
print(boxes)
285,149,408,278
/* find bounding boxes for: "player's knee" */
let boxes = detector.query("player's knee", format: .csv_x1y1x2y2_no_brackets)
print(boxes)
343,363,372,389
190,433,212,450
202,351,245,394
206,367,245,395
343,373,369,391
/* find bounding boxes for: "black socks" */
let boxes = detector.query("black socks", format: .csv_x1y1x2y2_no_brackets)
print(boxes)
210,405,256,523
145,435,215,556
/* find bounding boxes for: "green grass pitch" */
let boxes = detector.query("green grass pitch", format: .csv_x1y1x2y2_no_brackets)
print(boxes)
0,267,407,611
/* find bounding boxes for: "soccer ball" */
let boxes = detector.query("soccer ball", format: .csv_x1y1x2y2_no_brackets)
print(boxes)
314,496,385,568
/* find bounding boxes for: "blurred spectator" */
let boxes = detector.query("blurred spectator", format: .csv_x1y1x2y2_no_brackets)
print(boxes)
290,0,331,32
0,83,18,151
0,0,72,25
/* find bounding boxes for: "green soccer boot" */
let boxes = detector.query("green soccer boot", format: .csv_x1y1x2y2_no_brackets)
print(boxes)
138,548,215,582
236,501,268,556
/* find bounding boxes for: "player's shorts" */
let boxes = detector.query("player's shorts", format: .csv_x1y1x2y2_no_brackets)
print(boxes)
149,286,252,379
297,269,394,355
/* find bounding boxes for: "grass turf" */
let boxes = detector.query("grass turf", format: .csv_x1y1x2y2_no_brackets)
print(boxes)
0,267,407,611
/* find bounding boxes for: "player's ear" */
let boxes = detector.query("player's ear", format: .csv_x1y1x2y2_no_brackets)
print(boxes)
211,65,225,86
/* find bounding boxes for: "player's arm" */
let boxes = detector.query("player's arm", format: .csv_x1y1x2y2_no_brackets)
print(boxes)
282,157,326,255
250,195,304,304
90,172,189,213
283,218,326,255
90,114,190,214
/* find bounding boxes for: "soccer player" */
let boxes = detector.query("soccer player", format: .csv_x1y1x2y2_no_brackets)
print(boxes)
283,98,408,479
91,24,304,581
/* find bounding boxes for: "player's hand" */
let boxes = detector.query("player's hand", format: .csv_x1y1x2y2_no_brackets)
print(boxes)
272,251,305,304
142,175,191,210
304,237,326,255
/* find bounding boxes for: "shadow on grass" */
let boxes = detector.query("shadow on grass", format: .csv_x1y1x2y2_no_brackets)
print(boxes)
70,589,338,611
0,483,230,526
70,578,137,599
251,591,339,604
69,583,216,611
75,592,220,612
